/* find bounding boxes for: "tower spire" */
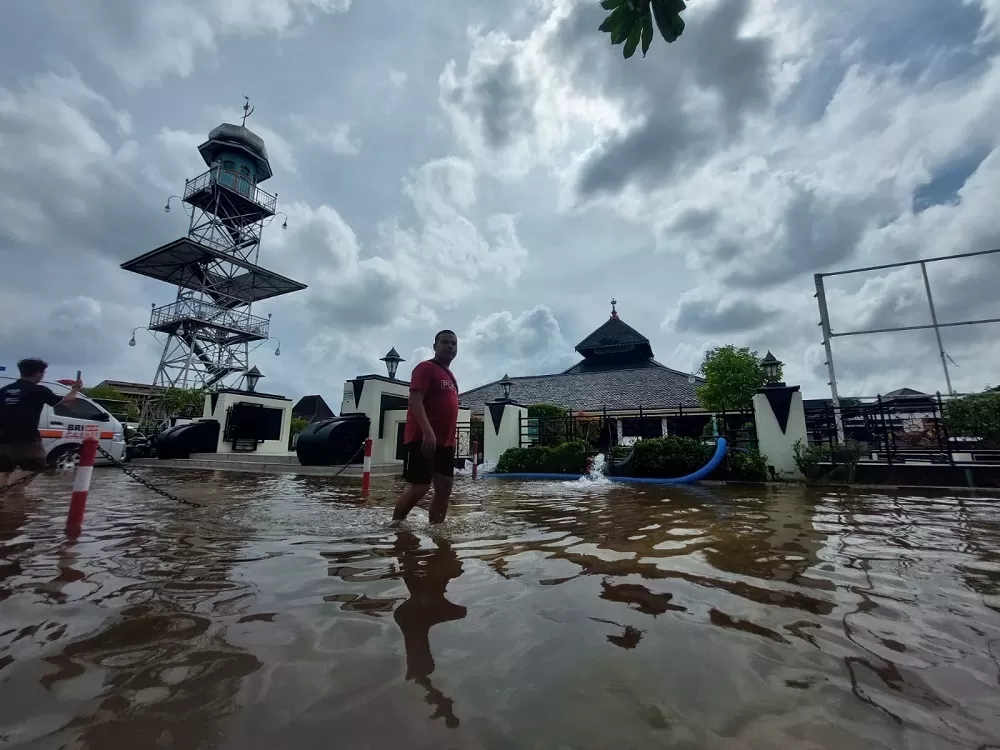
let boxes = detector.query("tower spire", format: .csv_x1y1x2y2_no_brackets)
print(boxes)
241,96,254,126
610,297,618,319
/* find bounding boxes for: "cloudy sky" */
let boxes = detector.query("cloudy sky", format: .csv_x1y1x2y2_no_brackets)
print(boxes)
2,0,999,404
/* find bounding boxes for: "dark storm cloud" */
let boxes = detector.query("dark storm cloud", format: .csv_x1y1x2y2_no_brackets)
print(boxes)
913,145,992,213
671,296,779,335
726,187,878,288
564,0,772,197
443,56,538,150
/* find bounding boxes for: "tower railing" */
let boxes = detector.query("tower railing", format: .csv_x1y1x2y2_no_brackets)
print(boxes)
149,299,270,339
184,165,277,214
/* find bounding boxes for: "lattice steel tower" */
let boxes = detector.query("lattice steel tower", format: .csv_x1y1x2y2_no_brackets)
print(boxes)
122,102,306,403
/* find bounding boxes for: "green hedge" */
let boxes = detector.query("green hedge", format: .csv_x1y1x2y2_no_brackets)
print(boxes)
495,436,769,482
631,436,713,477
724,449,768,482
495,440,588,474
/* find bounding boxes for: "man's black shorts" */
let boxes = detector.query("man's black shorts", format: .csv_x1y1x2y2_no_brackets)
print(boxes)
402,442,455,485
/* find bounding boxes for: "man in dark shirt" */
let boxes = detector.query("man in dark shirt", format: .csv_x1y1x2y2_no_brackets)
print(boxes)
0,358,82,479
392,330,460,524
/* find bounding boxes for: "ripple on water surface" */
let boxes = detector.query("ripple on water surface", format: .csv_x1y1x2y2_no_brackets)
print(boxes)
0,469,999,749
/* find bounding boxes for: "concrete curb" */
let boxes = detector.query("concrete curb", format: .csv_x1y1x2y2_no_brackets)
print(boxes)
130,458,400,479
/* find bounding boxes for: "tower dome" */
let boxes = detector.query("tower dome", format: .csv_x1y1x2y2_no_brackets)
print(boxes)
198,123,273,182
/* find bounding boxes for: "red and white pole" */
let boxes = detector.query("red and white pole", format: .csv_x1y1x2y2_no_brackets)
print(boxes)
66,437,99,537
471,440,478,480
360,437,373,495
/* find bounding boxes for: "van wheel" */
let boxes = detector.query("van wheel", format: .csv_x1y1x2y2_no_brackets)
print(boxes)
49,445,81,471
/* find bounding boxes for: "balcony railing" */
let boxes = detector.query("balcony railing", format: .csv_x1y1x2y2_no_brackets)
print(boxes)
184,166,277,214
149,299,270,339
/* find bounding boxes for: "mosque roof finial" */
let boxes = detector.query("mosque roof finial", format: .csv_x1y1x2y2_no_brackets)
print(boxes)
241,96,254,127
610,297,618,319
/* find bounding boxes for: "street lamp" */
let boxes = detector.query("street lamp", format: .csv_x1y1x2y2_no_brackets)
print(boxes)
130,303,158,346
499,373,513,400
245,366,263,393
761,351,782,385
163,195,182,213
274,212,289,230
380,347,404,379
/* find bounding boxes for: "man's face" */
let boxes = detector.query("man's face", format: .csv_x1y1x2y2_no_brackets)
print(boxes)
434,333,458,363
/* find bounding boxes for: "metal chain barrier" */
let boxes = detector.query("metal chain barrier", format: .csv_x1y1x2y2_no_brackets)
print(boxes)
4,441,367,503
0,471,42,496
96,445,203,508
326,442,367,478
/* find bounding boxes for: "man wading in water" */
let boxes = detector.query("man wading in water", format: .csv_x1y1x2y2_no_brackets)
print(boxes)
393,330,460,524
0,358,82,488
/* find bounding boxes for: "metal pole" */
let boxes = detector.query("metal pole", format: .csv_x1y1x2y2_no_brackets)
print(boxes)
814,274,845,443
920,262,955,395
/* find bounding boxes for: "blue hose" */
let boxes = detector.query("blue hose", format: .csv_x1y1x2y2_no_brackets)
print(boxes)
481,438,728,485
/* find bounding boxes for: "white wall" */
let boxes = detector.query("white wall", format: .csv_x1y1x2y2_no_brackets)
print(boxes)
752,388,808,479
484,403,527,466
379,409,408,466
204,391,293,455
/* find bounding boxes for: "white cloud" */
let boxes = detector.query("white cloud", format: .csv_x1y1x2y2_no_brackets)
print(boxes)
63,0,353,88
290,115,361,156
259,157,529,376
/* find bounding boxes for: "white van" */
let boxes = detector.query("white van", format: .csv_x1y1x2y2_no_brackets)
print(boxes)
0,374,127,469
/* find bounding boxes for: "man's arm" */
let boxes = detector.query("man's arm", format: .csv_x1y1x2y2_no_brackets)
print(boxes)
43,379,81,408
408,389,435,440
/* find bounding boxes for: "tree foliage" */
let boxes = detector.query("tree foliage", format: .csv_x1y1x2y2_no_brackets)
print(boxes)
598,0,687,59
156,388,207,419
696,345,779,413
944,391,1000,445
83,385,139,421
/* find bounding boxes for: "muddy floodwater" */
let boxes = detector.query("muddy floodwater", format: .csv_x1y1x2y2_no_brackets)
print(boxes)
0,470,999,749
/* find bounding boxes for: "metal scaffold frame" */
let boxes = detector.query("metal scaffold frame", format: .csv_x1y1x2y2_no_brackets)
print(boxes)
121,108,307,426
814,247,1000,442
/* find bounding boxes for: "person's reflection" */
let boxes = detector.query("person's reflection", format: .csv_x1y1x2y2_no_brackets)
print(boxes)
391,531,466,728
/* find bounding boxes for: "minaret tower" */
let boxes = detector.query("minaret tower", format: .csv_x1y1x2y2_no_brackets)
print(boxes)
122,100,306,413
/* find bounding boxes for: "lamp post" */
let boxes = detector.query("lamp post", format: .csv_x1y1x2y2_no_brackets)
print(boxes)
499,373,513,401
273,212,289,230
761,351,783,386
163,195,182,213
380,348,404,380
245,366,263,393
129,305,157,347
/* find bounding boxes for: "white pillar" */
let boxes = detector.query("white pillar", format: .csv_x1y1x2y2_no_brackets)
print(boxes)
483,400,527,466
752,385,808,479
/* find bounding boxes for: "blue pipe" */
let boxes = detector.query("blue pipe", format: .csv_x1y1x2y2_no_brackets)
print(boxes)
481,438,728,485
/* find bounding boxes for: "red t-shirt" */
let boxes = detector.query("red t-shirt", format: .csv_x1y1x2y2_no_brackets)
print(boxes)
404,360,459,448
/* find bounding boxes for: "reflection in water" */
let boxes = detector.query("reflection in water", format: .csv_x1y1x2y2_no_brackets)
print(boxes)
0,471,998,748
391,531,466,728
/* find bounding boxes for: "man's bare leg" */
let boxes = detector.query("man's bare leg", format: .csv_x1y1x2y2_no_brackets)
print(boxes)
393,483,431,521
428,474,454,524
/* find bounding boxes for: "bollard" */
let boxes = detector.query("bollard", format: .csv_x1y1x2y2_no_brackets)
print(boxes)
66,437,99,536
361,437,373,495
471,440,478,480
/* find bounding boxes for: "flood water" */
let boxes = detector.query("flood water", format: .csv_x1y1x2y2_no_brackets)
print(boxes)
1,470,999,749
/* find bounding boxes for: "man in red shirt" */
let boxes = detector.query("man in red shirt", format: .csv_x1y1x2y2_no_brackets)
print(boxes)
393,330,460,524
